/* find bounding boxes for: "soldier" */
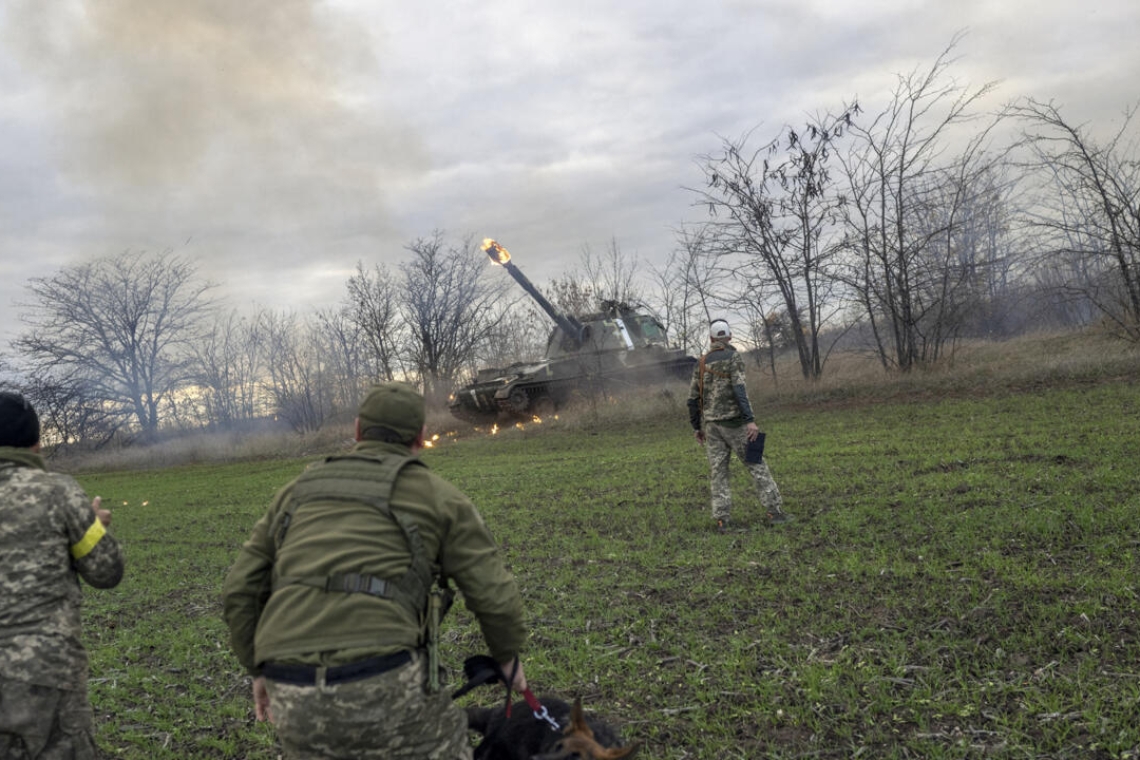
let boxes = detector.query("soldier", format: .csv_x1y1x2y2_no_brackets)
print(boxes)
222,381,528,760
687,320,793,531
0,391,125,759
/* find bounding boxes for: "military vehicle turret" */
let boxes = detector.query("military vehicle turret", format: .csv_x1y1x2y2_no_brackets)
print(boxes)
447,239,698,424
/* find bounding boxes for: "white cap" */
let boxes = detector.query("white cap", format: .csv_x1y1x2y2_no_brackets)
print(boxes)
710,319,731,339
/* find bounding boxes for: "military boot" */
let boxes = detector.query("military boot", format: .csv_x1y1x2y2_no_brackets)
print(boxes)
766,509,794,525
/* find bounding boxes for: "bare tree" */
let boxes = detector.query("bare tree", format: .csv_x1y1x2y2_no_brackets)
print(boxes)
579,238,644,306
19,374,123,451
692,103,859,379
941,164,1024,337
259,310,334,434
897,159,1022,354
190,309,266,429
476,298,549,368
834,36,1000,369
344,261,404,381
648,225,727,355
1010,99,1140,339
15,250,215,440
400,232,511,403
314,306,371,414
544,276,596,317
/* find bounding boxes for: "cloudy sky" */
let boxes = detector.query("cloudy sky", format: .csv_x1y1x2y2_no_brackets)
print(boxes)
0,0,1136,345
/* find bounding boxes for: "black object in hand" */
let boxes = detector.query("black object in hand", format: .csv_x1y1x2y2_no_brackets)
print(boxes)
745,433,766,463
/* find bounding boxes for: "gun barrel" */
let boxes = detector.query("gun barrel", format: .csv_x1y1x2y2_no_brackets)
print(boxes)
483,239,584,346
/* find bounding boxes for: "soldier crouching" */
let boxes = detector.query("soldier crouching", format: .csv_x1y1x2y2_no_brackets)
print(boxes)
222,381,528,759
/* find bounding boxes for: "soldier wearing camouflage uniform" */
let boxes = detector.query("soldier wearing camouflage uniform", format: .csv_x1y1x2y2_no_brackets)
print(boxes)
0,392,125,759
688,321,792,530
223,382,528,760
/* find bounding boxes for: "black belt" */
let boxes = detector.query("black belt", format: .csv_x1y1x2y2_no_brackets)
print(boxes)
261,650,412,686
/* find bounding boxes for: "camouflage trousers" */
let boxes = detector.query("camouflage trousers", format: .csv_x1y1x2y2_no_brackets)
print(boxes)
265,651,472,760
704,422,783,521
0,678,97,760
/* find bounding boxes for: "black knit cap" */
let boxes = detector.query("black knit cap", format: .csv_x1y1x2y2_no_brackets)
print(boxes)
0,391,40,448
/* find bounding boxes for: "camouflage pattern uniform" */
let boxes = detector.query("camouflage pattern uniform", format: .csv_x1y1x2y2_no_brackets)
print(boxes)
266,652,470,760
687,339,785,523
0,447,125,760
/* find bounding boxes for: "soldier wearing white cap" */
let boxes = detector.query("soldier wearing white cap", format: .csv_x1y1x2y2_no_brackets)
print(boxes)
687,321,792,530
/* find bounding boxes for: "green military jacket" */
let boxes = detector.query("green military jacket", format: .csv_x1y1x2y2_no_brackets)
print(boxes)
221,440,526,675
0,447,125,690
687,339,756,428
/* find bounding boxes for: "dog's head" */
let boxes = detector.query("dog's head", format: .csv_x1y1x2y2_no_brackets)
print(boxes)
531,698,640,760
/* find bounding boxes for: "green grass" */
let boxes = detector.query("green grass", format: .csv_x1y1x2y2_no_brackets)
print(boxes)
75,372,1140,758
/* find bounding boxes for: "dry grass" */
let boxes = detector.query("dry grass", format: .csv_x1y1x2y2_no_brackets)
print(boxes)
748,327,1140,408
57,327,1140,475
485,327,1140,436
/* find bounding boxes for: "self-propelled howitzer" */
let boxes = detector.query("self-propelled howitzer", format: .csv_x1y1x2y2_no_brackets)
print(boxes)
447,239,698,423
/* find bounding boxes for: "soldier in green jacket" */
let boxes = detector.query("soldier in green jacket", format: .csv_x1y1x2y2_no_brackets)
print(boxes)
0,391,125,759
222,381,528,760
688,320,793,531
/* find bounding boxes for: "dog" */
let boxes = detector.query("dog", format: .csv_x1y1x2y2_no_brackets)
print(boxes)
467,696,640,760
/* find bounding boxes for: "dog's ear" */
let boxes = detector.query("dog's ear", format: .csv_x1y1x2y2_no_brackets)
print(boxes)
569,698,595,739
556,698,640,760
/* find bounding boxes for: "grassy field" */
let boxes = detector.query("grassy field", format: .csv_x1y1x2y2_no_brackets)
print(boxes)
73,335,1140,759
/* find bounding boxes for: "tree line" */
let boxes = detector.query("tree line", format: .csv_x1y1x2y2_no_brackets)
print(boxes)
678,38,1140,380
0,232,649,447
3,40,1137,448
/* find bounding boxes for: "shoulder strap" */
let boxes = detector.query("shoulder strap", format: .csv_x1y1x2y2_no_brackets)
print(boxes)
698,353,707,410
270,453,435,621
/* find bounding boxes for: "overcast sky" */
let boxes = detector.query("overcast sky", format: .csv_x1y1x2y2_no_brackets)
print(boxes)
1,0,1137,347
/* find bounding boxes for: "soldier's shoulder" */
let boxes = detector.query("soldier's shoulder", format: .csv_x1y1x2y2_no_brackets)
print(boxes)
407,463,455,489
5,466,82,498
0,470,84,546
706,345,736,363
402,464,468,502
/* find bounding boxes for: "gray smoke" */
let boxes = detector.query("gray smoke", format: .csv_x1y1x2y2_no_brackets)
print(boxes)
2,0,425,303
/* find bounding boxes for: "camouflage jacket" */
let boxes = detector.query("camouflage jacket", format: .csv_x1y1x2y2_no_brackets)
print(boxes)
0,447,124,690
687,340,755,429
222,439,527,675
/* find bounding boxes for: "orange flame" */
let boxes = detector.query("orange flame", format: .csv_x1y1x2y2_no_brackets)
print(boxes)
482,238,511,265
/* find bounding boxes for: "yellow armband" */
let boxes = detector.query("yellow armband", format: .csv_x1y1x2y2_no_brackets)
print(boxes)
71,519,106,559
